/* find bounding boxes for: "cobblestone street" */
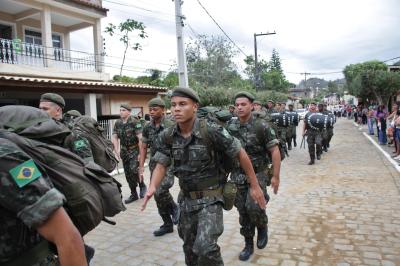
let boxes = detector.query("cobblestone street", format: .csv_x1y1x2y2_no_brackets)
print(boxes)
85,118,400,266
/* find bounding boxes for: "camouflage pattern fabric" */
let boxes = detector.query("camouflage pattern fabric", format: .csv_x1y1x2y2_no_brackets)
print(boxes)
227,115,278,238
153,118,241,265
0,138,65,265
305,113,322,159
177,203,224,266
142,117,176,217
113,116,142,193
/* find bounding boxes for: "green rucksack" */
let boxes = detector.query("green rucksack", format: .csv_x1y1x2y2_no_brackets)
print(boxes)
71,116,118,173
197,106,233,127
0,106,125,236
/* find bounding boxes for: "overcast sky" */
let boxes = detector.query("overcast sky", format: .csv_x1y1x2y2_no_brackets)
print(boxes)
71,0,400,84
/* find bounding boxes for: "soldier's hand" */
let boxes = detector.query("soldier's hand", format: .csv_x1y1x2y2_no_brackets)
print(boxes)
141,186,155,211
250,184,266,210
271,176,280,194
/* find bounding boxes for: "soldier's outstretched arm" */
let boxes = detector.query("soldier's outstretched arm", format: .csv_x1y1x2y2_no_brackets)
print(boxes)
141,163,167,211
37,207,86,266
268,145,281,194
111,133,120,161
237,148,267,209
138,142,148,182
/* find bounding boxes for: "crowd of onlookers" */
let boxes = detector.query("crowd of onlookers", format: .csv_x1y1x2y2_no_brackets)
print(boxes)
340,102,400,160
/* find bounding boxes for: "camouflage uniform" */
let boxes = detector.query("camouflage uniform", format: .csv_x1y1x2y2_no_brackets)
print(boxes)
304,112,322,160
113,116,143,194
227,115,279,239
0,138,65,265
153,118,241,266
142,117,176,225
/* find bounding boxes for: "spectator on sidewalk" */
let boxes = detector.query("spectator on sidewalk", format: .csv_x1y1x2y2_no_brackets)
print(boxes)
375,105,388,145
393,110,400,160
387,103,398,147
367,107,376,135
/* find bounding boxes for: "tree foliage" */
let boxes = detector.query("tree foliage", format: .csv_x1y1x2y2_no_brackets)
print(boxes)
343,60,400,105
186,35,241,88
105,19,147,76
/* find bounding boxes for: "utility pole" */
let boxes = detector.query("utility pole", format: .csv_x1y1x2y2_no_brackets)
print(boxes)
301,72,311,97
254,31,276,91
174,0,189,88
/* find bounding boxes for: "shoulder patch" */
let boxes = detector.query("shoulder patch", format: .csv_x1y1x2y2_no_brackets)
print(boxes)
74,139,86,149
9,159,42,188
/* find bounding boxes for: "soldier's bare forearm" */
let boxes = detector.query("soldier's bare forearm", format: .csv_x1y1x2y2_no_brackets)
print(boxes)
270,146,281,179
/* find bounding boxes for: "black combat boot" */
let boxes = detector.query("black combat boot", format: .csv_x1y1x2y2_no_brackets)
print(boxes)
288,143,292,150
170,202,179,225
257,226,268,249
139,182,147,199
124,190,139,204
153,214,173,237
323,145,328,152
308,158,315,165
294,139,297,147
316,153,321,160
239,237,254,261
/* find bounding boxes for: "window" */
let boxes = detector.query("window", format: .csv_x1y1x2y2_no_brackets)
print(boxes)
24,29,62,48
0,24,12,40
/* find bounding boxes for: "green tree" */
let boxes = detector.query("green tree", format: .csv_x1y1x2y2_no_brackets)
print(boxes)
270,49,283,73
327,81,339,93
343,60,400,105
105,19,147,76
186,35,241,88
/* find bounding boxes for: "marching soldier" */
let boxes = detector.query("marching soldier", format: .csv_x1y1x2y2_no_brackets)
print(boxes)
142,87,266,266
112,104,147,204
0,137,86,266
228,91,281,261
303,102,322,165
139,98,179,236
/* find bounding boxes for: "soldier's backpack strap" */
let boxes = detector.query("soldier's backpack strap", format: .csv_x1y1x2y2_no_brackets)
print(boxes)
199,118,212,150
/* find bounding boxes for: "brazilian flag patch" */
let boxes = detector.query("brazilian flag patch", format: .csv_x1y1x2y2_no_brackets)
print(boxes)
9,159,42,188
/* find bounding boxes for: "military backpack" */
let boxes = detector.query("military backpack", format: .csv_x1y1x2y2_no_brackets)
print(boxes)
71,116,118,173
0,106,126,236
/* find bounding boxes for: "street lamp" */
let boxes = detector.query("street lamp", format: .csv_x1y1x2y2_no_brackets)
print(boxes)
254,31,276,91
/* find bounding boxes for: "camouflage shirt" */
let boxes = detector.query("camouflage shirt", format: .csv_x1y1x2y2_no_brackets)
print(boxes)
227,115,279,183
113,116,142,153
142,117,175,158
153,118,241,211
0,138,65,265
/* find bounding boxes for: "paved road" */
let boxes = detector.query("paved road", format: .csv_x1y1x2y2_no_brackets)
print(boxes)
85,118,400,266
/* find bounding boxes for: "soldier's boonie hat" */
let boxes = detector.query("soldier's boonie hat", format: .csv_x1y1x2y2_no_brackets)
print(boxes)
40,93,65,108
148,97,166,107
253,100,262,105
65,110,82,117
171,87,200,103
234,91,255,102
120,104,131,111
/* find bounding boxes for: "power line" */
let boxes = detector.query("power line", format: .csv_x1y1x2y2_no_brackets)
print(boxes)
103,0,175,17
195,0,248,57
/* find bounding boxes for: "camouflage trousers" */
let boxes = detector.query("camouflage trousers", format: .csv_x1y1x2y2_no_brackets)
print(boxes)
150,163,176,219
286,126,297,147
234,173,269,238
307,131,322,159
121,149,143,194
178,202,224,266
327,128,334,145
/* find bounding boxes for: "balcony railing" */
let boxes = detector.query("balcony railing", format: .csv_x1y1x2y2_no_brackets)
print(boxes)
0,38,98,72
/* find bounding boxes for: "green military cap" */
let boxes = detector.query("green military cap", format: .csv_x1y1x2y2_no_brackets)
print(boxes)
253,100,262,105
148,97,166,107
228,105,235,108
288,103,294,107
171,87,200,103
120,104,131,111
65,110,82,117
310,101,317,105
234,91,255,102
267,100,275,104
40,93,65,108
